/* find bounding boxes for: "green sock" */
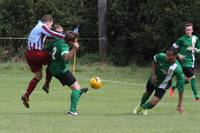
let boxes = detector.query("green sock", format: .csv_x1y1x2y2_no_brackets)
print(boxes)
70,90,80,112
191,78,199,98
140,92,150,106
142,102,154,109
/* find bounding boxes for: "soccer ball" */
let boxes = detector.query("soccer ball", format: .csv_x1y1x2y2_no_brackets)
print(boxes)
90,76,103,89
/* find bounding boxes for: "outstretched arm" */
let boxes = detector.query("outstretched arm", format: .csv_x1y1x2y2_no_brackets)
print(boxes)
176,70,185,114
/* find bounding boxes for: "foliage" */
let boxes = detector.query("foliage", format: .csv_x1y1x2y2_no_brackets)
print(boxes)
1,0,200,65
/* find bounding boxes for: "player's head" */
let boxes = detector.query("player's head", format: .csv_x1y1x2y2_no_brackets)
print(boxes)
41,15,54,29
185,23,193,37
64,31,78,45
166,47,178,62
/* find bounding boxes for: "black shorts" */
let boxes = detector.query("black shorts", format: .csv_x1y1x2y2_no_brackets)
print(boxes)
146,81,167,99
54,70,76,86
182,67,194,78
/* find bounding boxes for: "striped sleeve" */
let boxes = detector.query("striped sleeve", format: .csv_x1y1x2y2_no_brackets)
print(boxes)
42,25,65,39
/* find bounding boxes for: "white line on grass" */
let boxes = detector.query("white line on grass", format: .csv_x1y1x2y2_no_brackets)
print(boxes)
0,74,144,87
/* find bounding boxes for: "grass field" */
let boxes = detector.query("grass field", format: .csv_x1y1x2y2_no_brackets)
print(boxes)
0,62,200,133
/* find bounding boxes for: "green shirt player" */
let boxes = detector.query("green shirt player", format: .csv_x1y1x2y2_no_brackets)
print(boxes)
46,32,88,116
170,23,200,101
133,47,185,115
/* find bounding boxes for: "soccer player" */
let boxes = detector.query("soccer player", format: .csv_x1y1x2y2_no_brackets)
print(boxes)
46,31,87,115
133,47,185,115
170,23,200,101
21,15,65,108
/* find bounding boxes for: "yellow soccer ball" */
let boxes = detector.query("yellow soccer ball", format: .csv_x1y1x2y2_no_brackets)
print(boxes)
90,76,103,89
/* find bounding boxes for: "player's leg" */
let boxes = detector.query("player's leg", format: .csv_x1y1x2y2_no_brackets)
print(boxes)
21,50,48,108
133,81,155,115
42,66,52,93
142,88,166,110
69,81,81,115
21,70,43,108
183,67,199,100
54,70,88,115
140,81,155,106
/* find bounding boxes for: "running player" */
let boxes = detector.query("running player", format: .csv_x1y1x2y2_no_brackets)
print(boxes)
170,23,200,101
46,31,87,115
133,47,185,115
21,15,65,108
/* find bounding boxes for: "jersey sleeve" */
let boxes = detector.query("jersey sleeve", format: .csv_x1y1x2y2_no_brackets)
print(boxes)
60,45,70,60
173,38,182,48
153,53,165,63
195,36,200,49
42,25,65,39
174,66,185,93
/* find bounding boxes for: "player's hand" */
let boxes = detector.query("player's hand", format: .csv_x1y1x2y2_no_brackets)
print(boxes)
55,25,64,33
151,74,157,85
73,42,79,50
177,104,184,114
178,54,185,62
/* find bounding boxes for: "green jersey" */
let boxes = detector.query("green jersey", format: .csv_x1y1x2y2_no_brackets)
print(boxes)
150,53,185,92
173,35,200,67
47,39,70,75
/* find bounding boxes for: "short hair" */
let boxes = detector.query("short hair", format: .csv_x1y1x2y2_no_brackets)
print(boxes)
64,31,77,43
167,47,178,55
41,15,53,23
185,23,193,28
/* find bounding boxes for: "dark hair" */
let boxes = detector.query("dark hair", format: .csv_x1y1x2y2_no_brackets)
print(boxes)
64,31,77,43
167,47,178,55
41,15,53,23
185,23,193,28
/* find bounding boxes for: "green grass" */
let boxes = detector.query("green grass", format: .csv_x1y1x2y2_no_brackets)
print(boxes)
0,62,200,133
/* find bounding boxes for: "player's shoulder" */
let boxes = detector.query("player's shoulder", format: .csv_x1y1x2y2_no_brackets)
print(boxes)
154,52,166,62
156,52,166,57
193,35,199,40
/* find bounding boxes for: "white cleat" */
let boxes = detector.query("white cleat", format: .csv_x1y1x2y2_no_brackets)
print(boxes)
67,111,79,116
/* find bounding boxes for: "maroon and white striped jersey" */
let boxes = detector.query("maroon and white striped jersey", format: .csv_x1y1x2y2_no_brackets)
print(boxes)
27,21,65,50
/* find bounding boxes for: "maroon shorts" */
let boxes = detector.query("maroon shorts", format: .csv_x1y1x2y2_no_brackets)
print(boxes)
25,50,50,73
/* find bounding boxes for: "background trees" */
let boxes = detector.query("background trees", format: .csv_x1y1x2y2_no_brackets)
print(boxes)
1,0,200,65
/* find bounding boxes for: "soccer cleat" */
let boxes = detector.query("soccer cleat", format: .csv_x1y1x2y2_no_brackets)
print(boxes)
133,105,148,115
42,84,49,94
21,95,29,109
169,86,174,98
67,111,79,116
80,88,88,97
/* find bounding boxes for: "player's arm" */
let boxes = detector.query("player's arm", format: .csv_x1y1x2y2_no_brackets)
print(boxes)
195,36,200,53
173,39,185,61
175,67,185,114
42,25,65,39
62,42,79,61
151,60,157,85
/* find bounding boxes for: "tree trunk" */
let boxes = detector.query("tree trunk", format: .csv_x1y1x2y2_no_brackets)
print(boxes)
98,0,107,60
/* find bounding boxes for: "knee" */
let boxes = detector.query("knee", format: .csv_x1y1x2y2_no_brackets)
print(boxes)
70,81,81,90
150,97,160,106
35,73,43,81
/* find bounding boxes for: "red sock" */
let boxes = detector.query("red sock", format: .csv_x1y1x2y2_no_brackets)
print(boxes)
45,68,52,86
25,78,39,97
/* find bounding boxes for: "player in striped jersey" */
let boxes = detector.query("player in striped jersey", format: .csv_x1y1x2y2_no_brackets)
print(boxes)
21,15,65,108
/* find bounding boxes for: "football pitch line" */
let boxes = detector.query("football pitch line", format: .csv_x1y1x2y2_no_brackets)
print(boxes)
0,74,144,87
